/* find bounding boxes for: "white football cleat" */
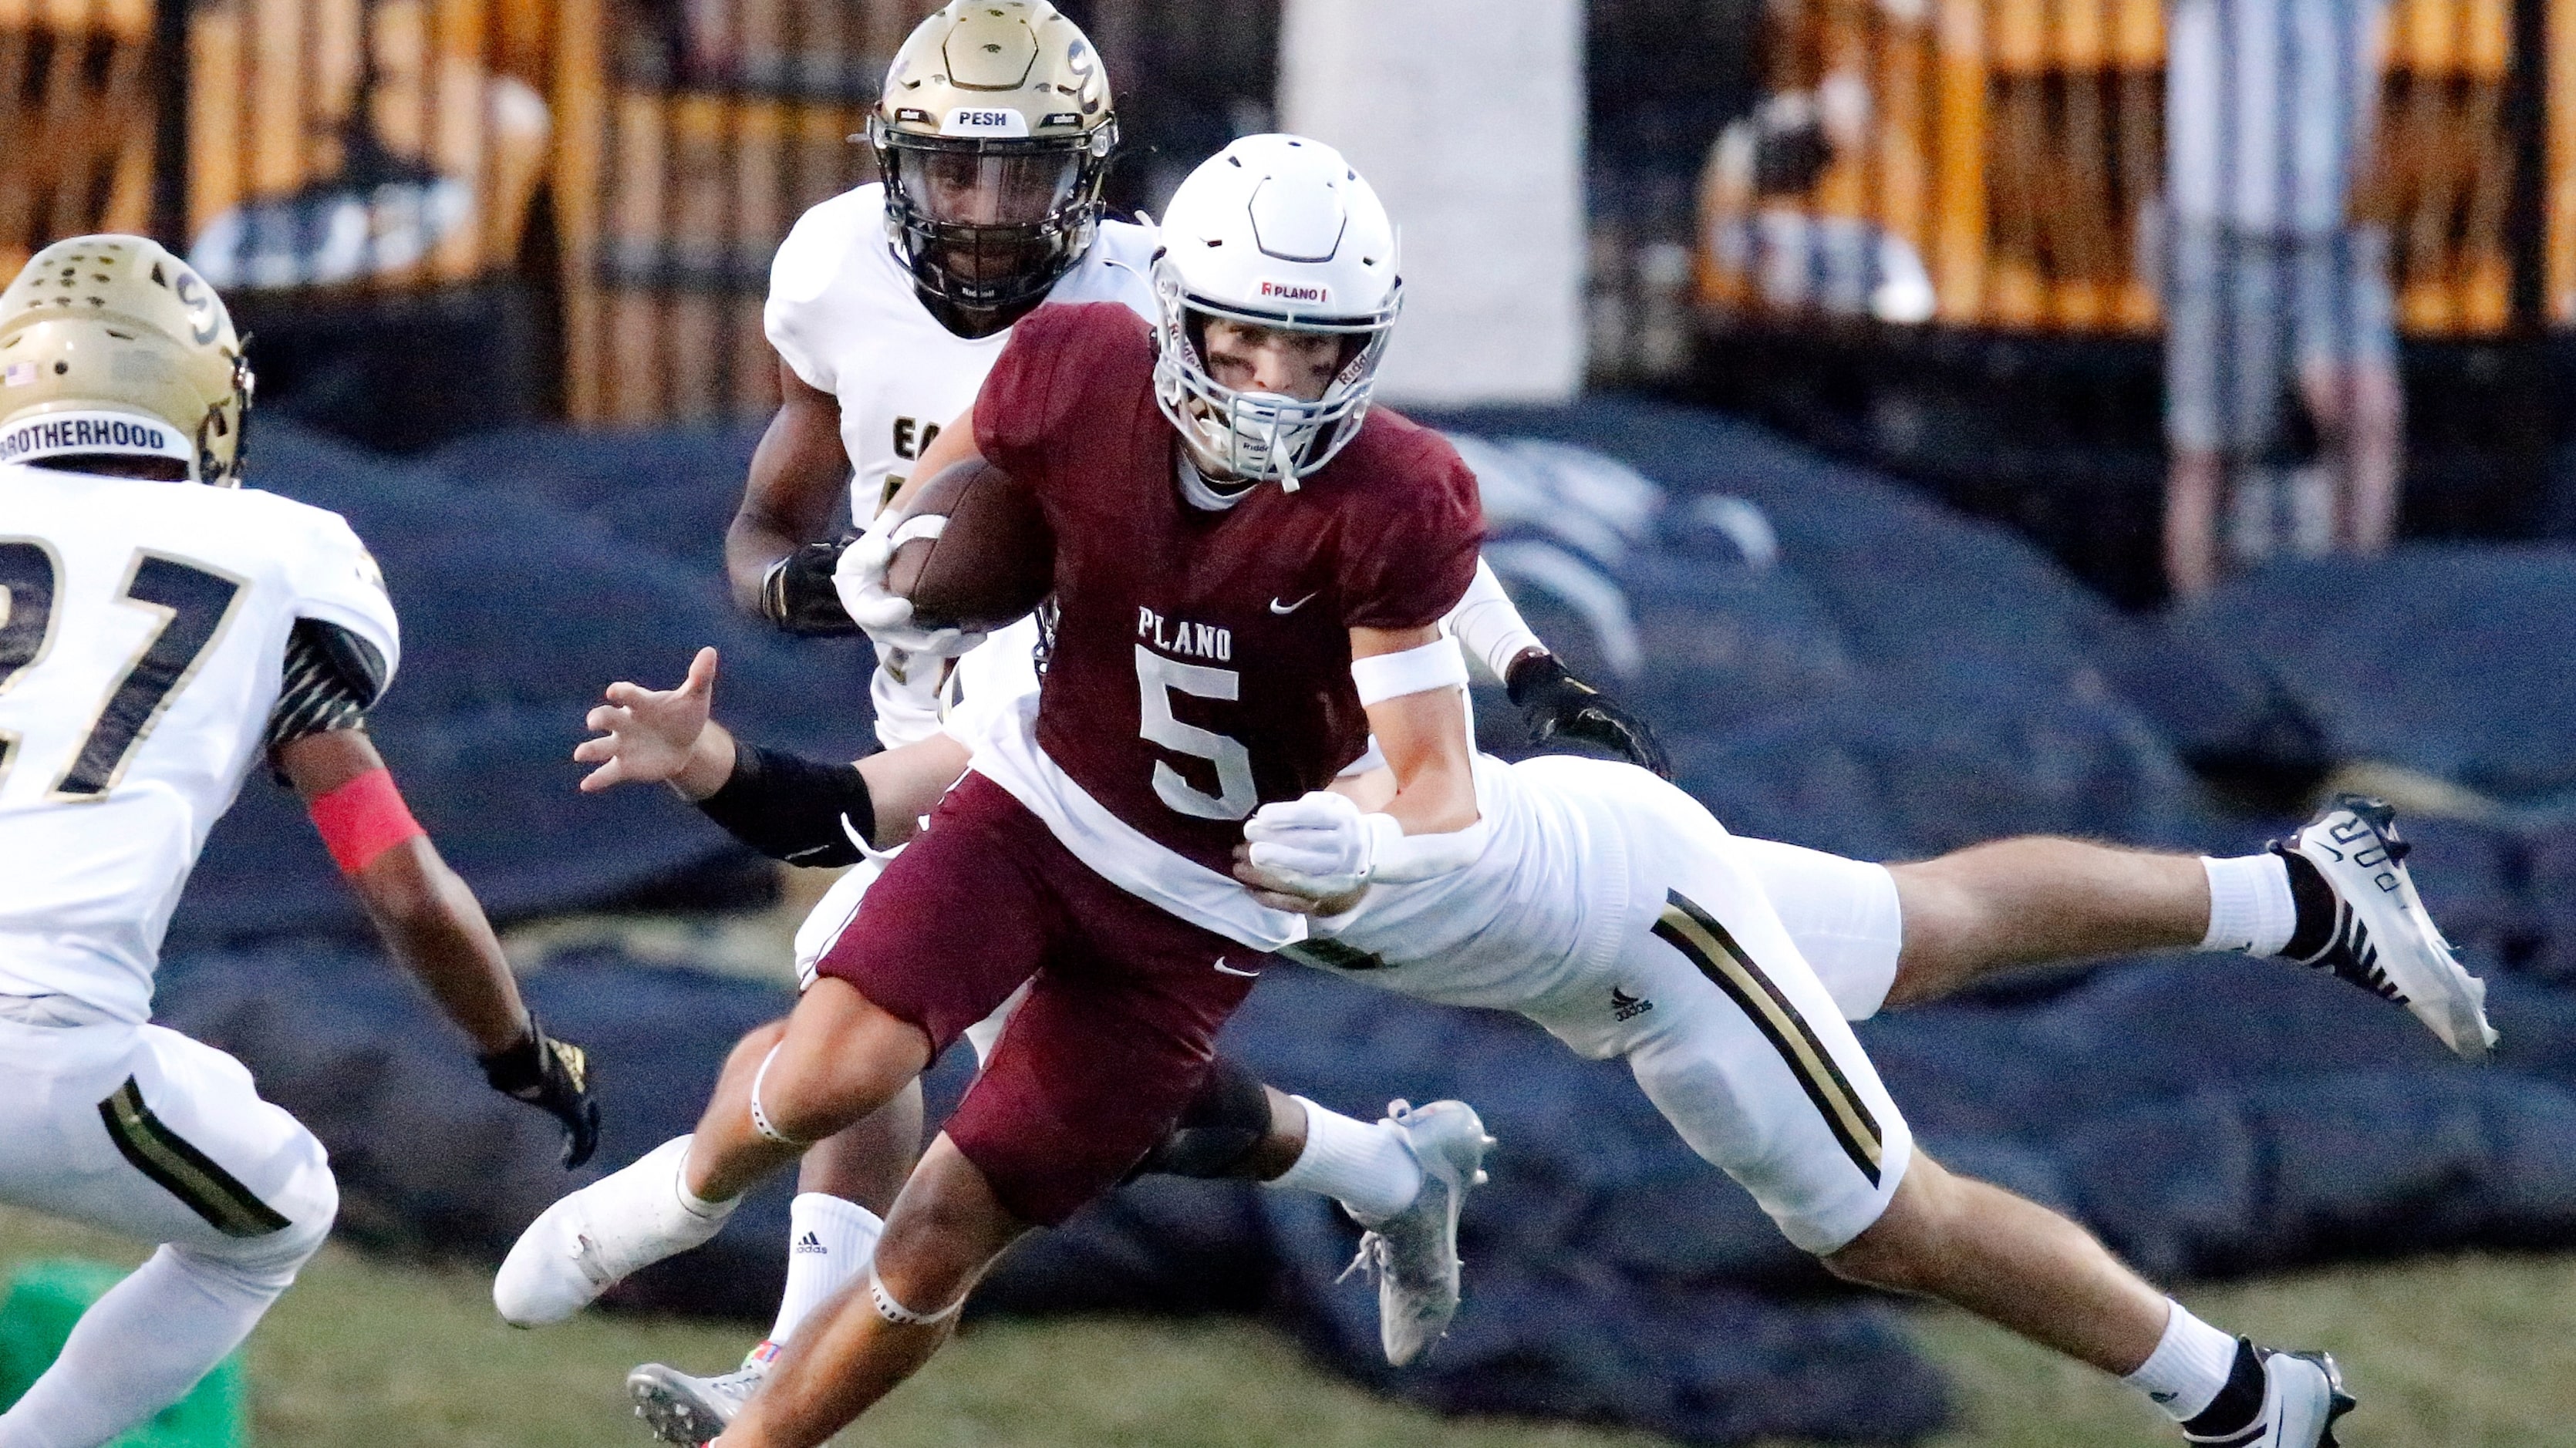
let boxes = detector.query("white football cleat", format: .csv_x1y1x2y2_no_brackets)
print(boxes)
1342,1099,1494,1367
2277,795,2498,1062
2183,1347,2355,1446
629,1356,764,1443
494,1136,733,1327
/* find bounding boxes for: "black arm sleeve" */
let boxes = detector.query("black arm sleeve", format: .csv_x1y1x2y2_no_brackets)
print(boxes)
696,742,877,867
265,618,391,757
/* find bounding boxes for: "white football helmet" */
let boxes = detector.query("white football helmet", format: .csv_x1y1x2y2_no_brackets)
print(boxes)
1151,134,1400,491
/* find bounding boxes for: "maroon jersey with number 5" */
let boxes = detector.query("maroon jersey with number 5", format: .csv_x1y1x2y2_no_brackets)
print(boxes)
961,301,1481,948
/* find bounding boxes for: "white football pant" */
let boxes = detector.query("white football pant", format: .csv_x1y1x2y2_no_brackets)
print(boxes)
1516,758,1913,1254
0,1005,334,1448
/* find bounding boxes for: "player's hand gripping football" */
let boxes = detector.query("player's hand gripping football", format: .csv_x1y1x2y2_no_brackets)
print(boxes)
759,538,863,635
479,1016,602,1168
575,647,724,793
834,508,989,657
1505,652,1672,779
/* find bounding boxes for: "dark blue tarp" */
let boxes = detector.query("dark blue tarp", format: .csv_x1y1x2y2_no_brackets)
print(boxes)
2180,547,2576,803
1428,399,2228,861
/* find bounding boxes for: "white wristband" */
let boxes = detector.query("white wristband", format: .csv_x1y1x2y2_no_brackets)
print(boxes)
1360,810,1489,883
1350,636,1470,707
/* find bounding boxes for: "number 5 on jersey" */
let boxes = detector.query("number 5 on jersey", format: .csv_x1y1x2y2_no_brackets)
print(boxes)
1135,645,1256,820
0,540,245,797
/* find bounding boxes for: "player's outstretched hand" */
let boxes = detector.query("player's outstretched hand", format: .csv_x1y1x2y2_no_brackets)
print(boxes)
480,1018,602,1168
1236,791,1374,914
759,538,862,635
576,647,719,793
1505,652,1672,779
834,513,988,658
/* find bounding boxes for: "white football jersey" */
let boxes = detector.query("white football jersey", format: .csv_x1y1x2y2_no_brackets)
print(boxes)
0,466,400,1022
1279,753,1615,1008
764,182,1162,524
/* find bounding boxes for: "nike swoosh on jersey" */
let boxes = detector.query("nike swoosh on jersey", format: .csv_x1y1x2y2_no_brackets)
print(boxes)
1212,957,1261,977
1268,592,1317,615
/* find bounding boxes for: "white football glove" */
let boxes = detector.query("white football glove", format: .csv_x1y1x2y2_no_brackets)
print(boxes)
1243,790,1384,898
869,640,950,751
834,511,988,658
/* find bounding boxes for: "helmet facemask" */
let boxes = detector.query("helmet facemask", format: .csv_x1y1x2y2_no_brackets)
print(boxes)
195,347,255,487
1151,258,1399,493
873,116,1117,315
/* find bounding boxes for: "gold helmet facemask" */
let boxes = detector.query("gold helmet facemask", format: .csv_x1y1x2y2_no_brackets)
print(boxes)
868,1,1119,314
0,235,254,486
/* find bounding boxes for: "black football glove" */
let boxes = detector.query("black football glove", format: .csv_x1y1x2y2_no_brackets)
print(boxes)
1505,652,1673,780
480,1018,602,1168
758,539,861,636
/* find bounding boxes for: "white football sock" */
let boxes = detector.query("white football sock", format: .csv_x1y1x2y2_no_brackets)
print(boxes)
2198,854,2298,957
767,1193,885,1347
0,1244,298,1448
2122,1300,2240,1423
1263,1097,1422,1221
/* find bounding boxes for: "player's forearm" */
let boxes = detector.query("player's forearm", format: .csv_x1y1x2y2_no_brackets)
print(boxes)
727,504,824,611
857,735,969,844
353,837,531,1055
1353,628,1482,839
730,398,854,608
1445,557,1546,682
726,525,786,611
688,732,961,862
1381,751,1480,837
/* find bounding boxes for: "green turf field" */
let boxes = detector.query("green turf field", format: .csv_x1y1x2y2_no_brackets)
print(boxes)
1,1203,2565,1446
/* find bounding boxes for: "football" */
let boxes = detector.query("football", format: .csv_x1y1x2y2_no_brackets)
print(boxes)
882,457,1055,634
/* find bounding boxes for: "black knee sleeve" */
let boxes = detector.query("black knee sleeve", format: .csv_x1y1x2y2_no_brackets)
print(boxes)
1132,1054,1273,1180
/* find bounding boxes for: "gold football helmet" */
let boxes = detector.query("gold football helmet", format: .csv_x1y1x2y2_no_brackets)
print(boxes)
867,1,1118,314
0,235,254,486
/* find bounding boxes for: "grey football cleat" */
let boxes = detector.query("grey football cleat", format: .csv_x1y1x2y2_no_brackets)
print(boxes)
1342,1099,1494,1367
628,1359,763,1444
2183,1348,2355,1446
2275,794,2498,1062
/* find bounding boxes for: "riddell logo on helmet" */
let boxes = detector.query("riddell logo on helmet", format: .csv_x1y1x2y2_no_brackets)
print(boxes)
1257,280,1330,305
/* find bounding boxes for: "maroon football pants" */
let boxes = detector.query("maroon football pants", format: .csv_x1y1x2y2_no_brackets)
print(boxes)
814,770,1267,1224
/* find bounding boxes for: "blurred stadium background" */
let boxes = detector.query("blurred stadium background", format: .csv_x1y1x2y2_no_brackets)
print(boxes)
8,0,2576,1443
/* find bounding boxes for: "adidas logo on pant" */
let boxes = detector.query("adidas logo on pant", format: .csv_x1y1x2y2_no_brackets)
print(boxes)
791,1231,828,1254
1611,988,1654,1022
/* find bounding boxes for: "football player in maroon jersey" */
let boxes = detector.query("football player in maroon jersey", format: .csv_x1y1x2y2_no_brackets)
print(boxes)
497,136,1497,1445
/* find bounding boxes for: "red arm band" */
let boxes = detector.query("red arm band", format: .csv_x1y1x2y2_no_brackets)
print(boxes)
309,766,427,875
